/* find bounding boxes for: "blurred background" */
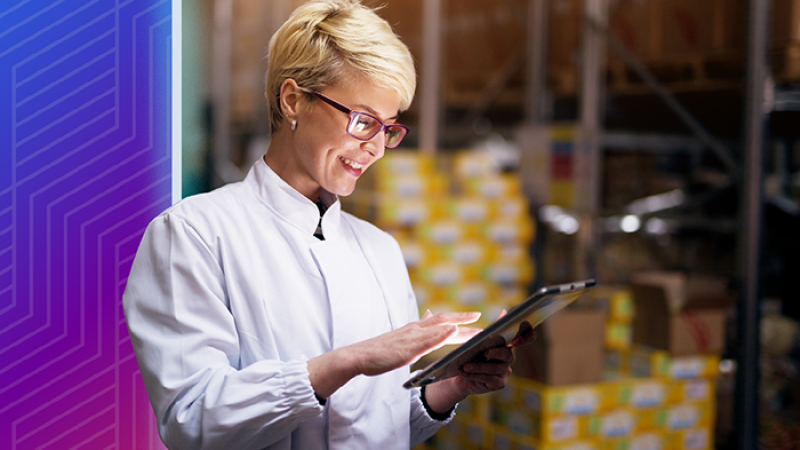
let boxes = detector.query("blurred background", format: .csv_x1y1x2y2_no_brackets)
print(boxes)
181,0,800,448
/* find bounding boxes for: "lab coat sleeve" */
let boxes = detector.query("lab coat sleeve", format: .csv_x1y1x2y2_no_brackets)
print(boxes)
404,271,454,445
123,211,324,450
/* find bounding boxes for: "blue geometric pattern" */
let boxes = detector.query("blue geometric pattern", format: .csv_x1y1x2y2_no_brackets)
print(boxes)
0,1,172,448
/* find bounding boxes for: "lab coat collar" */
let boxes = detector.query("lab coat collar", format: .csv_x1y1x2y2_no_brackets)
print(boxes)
248,158,342,238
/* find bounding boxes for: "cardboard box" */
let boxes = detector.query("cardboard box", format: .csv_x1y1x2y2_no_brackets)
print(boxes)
667,426,714,450
771,0,800,46
605,432,668,450
513,308,607,386
514,378,619,417
630,272,734,356
629,346,720,380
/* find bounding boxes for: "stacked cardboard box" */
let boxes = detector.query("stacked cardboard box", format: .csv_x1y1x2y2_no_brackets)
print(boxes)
343,150,536,328
429,374,717,450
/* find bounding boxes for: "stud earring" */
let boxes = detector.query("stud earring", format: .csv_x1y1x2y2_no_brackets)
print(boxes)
290,119,297,131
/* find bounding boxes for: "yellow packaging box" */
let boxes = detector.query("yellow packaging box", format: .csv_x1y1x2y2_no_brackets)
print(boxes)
443,282,493,307
450,415,491,450
452,151,501,179
416,262,462,287
609,289,635,323
638,402,715,433
490,426,600,450
375,198,429,227
376,173,440,197
630,346,719,380
618,378,671,410
437,197,492,223
481,260,535,286
433,240,491,267
418,220,464,245
481,219,534,245
490,197,529,222
670,379,714,405
549,180,575,208
375,151,435,175
665,426,714,450
585,409,638,439
462,174,523,199
605,431,668,450
603,349,631,380
515,378,618,417
455,393,492,422
525,437,603,450
605,322,633,350
508,410,590,442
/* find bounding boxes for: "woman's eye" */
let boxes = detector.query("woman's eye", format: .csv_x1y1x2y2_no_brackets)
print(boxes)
355,117,373,131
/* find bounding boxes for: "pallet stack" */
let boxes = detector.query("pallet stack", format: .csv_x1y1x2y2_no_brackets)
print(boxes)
411,275,730,450
343,150,536,329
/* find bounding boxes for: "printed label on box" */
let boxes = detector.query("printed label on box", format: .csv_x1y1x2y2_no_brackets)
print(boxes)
670,358,703,379
683,428,709,449
563,443,596,450
632,381,665,408
667,405,700,430
521,390,540,412
456,202,488,222
548,416,578,441
602,411,634,438
394,177,423,196
452,243,483,264
683,380,710,402
565,389,600,414
630,434,665,450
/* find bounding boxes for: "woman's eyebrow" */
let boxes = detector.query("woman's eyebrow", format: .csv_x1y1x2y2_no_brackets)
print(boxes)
354,103,399,122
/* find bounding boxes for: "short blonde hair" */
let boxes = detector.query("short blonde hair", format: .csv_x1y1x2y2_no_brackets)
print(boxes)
265,0,416,132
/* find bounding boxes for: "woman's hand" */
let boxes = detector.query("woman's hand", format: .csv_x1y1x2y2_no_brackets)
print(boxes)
307,311,482,399
353,310,482,376
422,310,536,414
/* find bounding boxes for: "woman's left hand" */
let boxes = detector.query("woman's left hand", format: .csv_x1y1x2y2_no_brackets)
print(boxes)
422,311,536,413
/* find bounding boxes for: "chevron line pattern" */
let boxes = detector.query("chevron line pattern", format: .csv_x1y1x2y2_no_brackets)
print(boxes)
0,0,172,448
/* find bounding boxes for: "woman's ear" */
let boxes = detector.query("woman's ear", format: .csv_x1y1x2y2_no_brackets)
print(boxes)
279,78,303,122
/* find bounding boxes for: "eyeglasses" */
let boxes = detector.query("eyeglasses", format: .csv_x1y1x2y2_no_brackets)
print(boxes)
311,92,409,149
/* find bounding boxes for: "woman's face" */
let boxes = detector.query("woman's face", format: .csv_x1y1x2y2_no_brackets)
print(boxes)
286,78,402,199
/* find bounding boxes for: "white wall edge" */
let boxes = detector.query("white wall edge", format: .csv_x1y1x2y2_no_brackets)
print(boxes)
172,0,182,204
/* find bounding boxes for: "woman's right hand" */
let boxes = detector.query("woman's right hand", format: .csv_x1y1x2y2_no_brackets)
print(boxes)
352,310,482,376
307,311,481,398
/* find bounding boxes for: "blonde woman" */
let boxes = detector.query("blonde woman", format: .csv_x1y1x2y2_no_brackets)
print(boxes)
123,1,529,449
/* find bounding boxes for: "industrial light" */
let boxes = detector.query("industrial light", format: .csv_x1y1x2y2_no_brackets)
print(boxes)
620,215,641,233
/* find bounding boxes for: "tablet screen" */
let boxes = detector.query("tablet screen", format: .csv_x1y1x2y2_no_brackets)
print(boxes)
403,279,595,389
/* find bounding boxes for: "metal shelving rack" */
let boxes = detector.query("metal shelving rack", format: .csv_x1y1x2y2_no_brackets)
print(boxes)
571,1,771,448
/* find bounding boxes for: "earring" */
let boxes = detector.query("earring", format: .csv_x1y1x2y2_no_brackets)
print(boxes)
291,119,297,131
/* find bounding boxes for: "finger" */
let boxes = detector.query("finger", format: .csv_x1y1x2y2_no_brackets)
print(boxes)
442,326,482,345
421,309,433,320
423,311,481,326
509,329,536,348
483,346,515,363
495,309,508,321
462,361,513,376
457,371,509,391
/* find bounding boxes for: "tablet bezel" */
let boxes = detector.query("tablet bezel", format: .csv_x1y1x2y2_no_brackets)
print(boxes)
403,279,596,389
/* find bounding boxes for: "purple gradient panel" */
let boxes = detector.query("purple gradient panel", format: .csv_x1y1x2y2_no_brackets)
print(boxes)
1,0,172,449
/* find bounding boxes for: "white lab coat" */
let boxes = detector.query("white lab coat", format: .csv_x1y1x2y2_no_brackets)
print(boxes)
123,158,450,450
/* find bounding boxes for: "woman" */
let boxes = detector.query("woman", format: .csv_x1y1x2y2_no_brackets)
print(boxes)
123,1,528,449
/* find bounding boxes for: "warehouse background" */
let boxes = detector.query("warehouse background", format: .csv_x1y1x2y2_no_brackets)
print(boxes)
181,1,800,449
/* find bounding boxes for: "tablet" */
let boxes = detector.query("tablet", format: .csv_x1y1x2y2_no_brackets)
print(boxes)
403,279,596,389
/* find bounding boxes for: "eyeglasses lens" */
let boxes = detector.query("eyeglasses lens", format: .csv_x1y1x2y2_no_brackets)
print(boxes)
348,113,378,138
346,111,406,149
